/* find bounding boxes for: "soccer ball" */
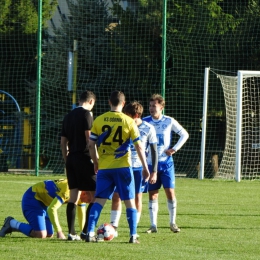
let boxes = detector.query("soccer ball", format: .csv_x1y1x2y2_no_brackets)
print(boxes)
96,223,115,241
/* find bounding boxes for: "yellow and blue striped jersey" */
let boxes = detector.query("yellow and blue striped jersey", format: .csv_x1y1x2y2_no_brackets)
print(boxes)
32,179,70,207
90,111,140,169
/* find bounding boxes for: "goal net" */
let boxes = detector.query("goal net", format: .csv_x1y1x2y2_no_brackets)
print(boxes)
1,1,260,176
201,69,260,181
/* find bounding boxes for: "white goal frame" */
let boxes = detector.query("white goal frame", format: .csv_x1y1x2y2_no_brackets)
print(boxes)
200,68,260,182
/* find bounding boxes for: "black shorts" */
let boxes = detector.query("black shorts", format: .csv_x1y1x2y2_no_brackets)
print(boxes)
66,153,96,191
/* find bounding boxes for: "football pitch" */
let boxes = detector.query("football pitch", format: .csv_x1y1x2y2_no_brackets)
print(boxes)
0,174,259,260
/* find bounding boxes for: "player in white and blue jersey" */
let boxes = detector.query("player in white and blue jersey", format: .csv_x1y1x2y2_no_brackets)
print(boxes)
110,101,158,235
143,94,189,234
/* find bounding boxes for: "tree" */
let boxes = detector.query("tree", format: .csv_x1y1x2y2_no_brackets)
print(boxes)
0,0,58,170
0,0,58,100
0,0,57,33
38,0,113,171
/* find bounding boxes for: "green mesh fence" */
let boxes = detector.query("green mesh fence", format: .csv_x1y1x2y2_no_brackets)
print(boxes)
0,0,260,177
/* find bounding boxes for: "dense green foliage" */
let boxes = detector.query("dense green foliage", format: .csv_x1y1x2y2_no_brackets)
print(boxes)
0,0,58,94
0,0,57,33
1,0,260,173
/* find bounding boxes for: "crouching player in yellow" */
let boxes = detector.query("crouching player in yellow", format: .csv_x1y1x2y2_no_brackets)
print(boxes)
0,179,87,239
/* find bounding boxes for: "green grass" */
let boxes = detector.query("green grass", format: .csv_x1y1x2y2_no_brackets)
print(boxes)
0,174,259,260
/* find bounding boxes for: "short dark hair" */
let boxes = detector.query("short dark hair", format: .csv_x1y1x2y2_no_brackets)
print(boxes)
123,101,143,118
79,90,96,102
150,94,165,107
109,90,125,106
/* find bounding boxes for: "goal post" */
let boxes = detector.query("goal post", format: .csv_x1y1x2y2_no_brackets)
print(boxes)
201,68,260,181
236,70,260,181
199,67,210,180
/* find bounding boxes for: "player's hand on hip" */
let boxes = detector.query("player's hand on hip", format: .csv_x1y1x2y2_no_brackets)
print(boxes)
165,148,176,156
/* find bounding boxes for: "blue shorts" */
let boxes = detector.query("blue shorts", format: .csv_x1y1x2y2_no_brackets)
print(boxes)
147,159,175,191
133,168,148,193
95,167,135,201
21,188,54,235
114,168,148,194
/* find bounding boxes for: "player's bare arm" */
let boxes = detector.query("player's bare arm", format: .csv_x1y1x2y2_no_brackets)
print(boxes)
60,136,68,162
85,130,91,147
88,139,99,174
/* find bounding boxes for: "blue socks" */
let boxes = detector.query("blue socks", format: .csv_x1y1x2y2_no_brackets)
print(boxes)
126,208,137,236
19,223,33,237
87,203,103,235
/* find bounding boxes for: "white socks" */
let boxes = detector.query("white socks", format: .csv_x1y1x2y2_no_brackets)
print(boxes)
148,200,158,227
167,198,177,225
110,210,121,228
148,198,177,227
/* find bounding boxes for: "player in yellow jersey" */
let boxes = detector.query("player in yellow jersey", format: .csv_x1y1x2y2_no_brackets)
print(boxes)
0,179,87,239
86,91,150,244
110,101,158,237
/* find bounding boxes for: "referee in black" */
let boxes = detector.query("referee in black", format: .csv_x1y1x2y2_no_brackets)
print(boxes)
60,90,97,240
